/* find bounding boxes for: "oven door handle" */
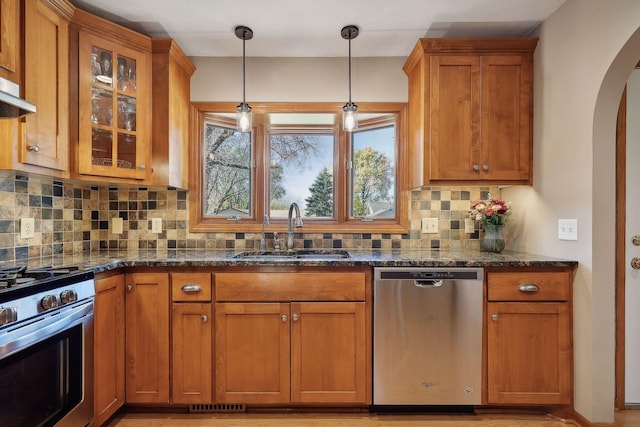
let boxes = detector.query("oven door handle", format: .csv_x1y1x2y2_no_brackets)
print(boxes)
0,299,93,360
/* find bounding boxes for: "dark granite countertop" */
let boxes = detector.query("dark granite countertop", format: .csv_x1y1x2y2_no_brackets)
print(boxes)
2,249,577,273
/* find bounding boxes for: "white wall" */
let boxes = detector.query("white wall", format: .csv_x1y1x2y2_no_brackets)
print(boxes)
503,0,640,422
190,56,407,102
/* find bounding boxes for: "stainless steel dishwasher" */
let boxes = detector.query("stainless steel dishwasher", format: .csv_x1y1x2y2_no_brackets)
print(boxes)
373,267,483,406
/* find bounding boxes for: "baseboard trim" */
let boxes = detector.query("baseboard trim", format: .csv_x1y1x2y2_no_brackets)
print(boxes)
572,409,616,427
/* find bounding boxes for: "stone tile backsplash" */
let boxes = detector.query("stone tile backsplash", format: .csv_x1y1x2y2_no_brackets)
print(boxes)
0,171,497,261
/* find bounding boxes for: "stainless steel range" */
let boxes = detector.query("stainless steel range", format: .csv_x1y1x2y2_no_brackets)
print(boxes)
0,265,95,427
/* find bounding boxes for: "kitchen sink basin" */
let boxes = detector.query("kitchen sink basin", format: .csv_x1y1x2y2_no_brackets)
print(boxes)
233,249,350,260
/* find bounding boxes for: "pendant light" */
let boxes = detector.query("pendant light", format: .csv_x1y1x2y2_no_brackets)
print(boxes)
235,25,253,132
341,25,359,132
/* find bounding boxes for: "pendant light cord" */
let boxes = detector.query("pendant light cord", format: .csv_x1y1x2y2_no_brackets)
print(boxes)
242,30,247,104
348,36,352,104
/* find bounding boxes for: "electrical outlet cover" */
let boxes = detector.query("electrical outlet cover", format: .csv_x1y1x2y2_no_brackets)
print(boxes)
421,218,439,234
20,218,35,239
558,219,578,241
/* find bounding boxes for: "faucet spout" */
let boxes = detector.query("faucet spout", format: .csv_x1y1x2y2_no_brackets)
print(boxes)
287,203,303,250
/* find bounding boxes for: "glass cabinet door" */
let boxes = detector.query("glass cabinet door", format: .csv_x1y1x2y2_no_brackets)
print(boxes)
79,33,148,180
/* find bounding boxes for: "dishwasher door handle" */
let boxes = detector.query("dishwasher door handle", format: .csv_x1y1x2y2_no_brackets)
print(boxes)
414,279,444,288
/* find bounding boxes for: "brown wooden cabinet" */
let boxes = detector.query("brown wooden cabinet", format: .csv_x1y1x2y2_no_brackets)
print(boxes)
403,38,537,187
71,9,151,182
0,0,71,176
214,269,371,406
0,0,20,81
171,272,212,404
486,268,573,405
22,0,71,172
94,272,125,426
125,271,170,403
150,39,195,189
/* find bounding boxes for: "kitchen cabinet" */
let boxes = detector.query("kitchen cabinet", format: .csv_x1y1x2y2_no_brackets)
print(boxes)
403,38,537,187
71,9,151,182
486,268,573,405
94,272,125,426
171,272,212,404
125,271,170,403
214,269,371,405
21,0,70,172
0,0,19,82
150,39,195,189
0,0,71,176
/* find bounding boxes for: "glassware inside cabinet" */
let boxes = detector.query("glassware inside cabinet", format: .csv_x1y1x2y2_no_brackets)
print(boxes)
117,133,137,170
91,129,113,166
117,95,136,131
92,46,113,87
116,54,136,94
91,88,113,127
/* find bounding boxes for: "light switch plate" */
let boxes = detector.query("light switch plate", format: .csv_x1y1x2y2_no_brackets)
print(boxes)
558,219,578,241
20,218,35,239
111,217,123,234
151,218,162,234
421,218,438,234
464,218,475,234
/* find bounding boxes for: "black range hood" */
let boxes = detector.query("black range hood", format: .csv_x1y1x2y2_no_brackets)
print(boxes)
0,76,36,118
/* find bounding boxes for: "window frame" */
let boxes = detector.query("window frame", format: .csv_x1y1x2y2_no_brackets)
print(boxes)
189,102,408,234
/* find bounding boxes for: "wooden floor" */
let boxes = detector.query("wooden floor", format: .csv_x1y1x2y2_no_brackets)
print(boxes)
105,409,640,426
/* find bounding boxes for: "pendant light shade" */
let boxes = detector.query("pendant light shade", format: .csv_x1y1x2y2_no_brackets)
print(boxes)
235,25,253,132
341,25,359,132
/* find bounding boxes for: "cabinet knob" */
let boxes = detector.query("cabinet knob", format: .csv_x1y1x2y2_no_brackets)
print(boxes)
632,257,640,270
201,314,208,322
472,164,479,171
28,144,40,152
518,284,540,292
292,313,299,321
491,314,498,321
139,164,146,170
482,164,489,171
281,314,288,322
127,284,133,292
633,235,640,246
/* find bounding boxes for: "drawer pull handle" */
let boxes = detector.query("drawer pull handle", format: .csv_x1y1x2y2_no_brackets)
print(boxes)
181,284,202,293
202,314,208,322
518,284,540,292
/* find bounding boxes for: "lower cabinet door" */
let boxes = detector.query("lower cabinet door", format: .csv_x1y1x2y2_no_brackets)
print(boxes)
94,274,125,426
215,303,291,404
487,302,572,404
172,303,212,404
291,302,368,404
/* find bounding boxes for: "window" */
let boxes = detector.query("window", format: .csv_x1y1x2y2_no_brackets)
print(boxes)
190,103,408,233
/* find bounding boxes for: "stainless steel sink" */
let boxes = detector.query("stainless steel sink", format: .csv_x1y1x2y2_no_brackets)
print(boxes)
233,249,350,260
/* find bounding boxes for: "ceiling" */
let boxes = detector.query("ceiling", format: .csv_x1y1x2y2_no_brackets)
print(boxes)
70,0,565,58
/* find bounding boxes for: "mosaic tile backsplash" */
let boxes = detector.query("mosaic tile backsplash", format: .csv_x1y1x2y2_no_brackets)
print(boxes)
0,171,498,261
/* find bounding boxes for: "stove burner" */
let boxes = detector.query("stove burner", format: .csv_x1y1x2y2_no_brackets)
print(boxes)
0,265,80,289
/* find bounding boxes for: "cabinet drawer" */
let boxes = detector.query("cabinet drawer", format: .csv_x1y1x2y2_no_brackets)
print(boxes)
487,271,571,302
171,272,212,302
215,272,366,302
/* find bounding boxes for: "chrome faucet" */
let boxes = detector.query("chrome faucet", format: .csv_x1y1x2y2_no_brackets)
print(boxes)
259,214,269,250
286,202,303,250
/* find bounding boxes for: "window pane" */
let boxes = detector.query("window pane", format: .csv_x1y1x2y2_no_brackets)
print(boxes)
350,125,396,218
269,134,335,218
203,123,252,217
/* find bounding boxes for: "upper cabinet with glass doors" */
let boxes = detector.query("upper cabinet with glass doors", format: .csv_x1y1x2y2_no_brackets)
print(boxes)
72,10,151,181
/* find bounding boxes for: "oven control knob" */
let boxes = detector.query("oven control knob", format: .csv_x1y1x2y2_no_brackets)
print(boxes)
41,295,60,310
0,307,17,326
60,289,78,304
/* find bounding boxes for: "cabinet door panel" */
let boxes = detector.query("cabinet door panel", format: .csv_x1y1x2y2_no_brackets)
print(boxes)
487,302,571,404
125,272,170,403
94,274,125,426
215,303,290,404
172,303,212,404
0,0,19,77
480,55,532,181
22,0,69,171
429,55,480,181
291,302,368,404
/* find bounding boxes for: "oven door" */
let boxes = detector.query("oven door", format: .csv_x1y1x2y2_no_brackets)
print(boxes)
0,299,94,427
